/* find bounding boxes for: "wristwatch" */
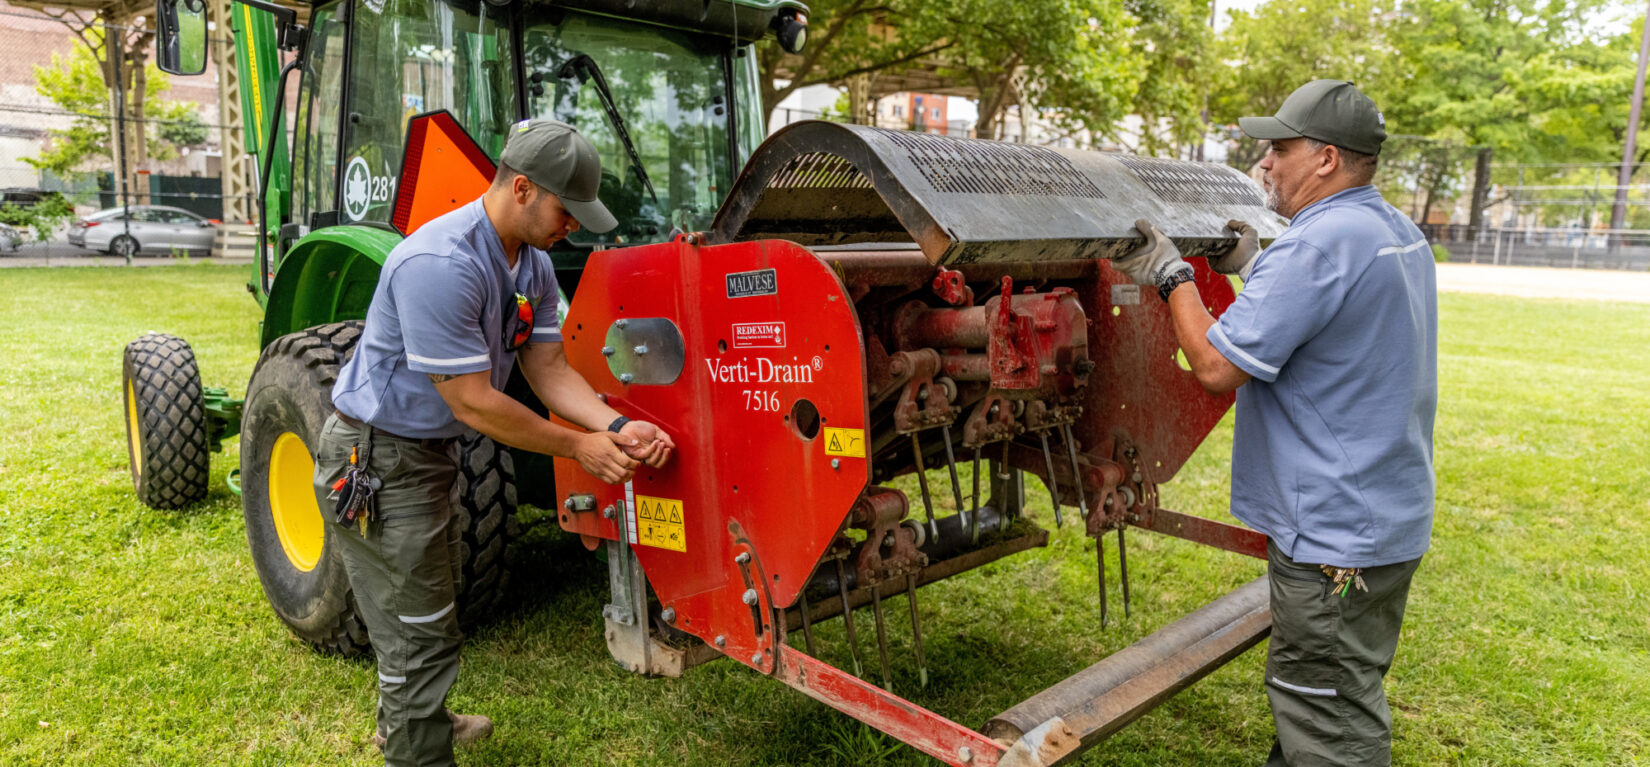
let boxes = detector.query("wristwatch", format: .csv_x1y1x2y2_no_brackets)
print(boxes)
607,416,632,434
1158,269,1195,302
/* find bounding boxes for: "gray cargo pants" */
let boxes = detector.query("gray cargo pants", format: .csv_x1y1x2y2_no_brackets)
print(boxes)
1263,541,1421,767
313,414,463,767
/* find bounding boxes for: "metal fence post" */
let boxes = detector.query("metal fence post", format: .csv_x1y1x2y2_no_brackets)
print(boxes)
109,17,132,266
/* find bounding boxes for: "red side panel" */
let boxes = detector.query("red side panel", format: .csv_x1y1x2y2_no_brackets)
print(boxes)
391,111,496,236
553,238,869,674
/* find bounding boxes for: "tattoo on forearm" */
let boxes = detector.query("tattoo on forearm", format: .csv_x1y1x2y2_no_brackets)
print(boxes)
427,373,454,384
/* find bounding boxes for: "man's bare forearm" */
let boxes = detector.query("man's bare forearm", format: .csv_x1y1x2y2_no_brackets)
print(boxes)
431,373,587,456
1167,282,1251,394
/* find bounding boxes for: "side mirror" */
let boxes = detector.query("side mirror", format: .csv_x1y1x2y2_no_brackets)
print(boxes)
156,0,208,76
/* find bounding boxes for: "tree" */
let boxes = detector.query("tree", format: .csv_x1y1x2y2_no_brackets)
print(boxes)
755,0,953,120
27,33,210,178
1209,0,1389,170
1126,0,1218,155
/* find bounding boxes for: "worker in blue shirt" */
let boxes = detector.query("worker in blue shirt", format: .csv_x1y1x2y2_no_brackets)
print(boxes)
315,119,674,766
1114,80,1436,766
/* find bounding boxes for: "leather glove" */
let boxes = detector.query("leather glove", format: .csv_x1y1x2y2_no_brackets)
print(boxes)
1208,219,1261,281
1113,219,1193,291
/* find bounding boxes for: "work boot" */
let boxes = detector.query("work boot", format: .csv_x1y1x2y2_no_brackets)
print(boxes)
370,711,491,751
448,708,494,745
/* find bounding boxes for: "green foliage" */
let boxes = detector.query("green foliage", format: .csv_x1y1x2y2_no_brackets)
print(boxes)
1431,244,1451,262
0,196,75,243
1125,0,1217,153
26,32,208,174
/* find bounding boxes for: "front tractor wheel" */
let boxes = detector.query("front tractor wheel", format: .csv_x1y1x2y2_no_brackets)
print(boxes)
122,333,211,509
240,322,520,654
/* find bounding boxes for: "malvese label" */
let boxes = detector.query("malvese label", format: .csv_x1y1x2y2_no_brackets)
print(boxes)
726,268,778,298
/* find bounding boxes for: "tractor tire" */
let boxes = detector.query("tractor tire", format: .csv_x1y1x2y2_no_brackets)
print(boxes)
450,431,519,627
110,235,139,258
241,321,369,654
122,333,211,509
240,322,520,653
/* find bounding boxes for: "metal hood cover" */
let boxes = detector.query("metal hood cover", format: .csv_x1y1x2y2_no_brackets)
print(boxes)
710,121,1289,265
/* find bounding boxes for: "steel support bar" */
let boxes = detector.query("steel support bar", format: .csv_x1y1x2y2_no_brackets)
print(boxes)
776,649,1006,767
1131,507,1267,560
982,576,1271,766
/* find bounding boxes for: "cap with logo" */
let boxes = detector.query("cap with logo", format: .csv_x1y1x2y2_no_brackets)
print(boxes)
499,119,618,233
1239,79,1387,156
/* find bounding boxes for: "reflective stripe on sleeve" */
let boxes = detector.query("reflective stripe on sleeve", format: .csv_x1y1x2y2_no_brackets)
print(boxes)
379,671,407,684
406,352,489,367
1210,324,1281,376
1375,239,1429,257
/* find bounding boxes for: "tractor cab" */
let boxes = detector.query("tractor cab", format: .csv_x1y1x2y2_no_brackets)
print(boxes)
155,0,806,295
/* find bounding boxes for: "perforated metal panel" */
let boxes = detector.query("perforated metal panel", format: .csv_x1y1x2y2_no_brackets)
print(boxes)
714,121,1288,264
879,128,1106,198
1115,155,1265,206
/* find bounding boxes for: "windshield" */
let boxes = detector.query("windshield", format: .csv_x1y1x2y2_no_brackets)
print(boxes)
523,11,735,245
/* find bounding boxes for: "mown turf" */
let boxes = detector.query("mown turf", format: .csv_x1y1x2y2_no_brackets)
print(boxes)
1,264,1645,765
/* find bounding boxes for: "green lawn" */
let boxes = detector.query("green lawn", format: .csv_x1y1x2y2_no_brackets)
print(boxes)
1,264,1646,766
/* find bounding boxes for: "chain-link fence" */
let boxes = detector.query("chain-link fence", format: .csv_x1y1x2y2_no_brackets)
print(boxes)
0,6,250,261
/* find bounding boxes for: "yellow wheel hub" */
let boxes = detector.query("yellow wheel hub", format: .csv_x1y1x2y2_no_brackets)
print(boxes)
125,378,142,476
270,432,325,572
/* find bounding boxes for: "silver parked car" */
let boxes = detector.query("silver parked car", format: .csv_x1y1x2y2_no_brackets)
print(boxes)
68,205,218,256
0,222,20,252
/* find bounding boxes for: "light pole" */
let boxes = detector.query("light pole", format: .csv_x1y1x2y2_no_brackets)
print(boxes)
1609,0,1650,250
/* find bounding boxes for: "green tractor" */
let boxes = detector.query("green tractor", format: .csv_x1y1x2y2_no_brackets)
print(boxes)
123,0,808,653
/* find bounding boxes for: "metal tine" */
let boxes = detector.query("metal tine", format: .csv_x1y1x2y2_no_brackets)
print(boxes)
1000,441,1013,521
871,581,893,690
1097,532,1109,630
968,446,983,545
1118,526,1132,619
797,588,818,657
910,433,940,539
1060,423,1089,519
833,558,863,676
940,424,966,520
1038,431,1064,527
905,574,929,688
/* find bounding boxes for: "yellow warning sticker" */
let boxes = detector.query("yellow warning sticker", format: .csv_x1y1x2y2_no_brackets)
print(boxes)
823,427,866,458
636,495,686,552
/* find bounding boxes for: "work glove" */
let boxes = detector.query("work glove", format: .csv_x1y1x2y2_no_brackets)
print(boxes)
1208,219,1261,281
1112,219,1194,296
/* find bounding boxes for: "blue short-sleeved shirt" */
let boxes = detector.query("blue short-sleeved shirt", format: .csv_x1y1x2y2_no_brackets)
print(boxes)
332,200,563,439
1207,186,1437,568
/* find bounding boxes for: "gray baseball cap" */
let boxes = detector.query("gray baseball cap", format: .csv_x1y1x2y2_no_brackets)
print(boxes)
499,119,618,233
1239,79,1387,156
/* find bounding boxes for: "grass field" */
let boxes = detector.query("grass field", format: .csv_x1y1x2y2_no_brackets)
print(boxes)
1,263,1647,766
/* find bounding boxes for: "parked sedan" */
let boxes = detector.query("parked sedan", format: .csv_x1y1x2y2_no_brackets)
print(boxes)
0,222,20,252
68,206,217,256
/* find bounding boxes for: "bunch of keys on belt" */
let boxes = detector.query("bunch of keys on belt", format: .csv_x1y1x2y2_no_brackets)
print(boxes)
330,430,381,531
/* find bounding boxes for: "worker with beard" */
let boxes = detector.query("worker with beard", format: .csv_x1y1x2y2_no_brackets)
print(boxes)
1113,80,1436,766
316,119,675,766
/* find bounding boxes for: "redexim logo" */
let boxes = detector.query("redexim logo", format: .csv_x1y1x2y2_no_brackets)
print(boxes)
726,268,778,298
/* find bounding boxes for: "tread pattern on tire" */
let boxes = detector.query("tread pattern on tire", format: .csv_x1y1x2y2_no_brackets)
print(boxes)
125,333,210,509
451,432,519,627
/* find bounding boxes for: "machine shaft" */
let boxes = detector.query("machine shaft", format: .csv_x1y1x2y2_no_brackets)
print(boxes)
969,446,983,545
1060,424,1089,519
798,588,818,656
871,583,893,690
1097,533,1109,630
940,424,966,519
1118,527,1132,619
834,557,863,676
905,574,929,688
1038,432,1064,527
910,433,940,539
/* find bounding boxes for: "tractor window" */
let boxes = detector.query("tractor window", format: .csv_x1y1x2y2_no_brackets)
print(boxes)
340,0,516,225
293,4,345,226
523,11,734,245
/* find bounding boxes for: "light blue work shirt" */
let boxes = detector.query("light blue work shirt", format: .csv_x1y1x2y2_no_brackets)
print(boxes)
332,199,563,439
1207,185,1437,568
